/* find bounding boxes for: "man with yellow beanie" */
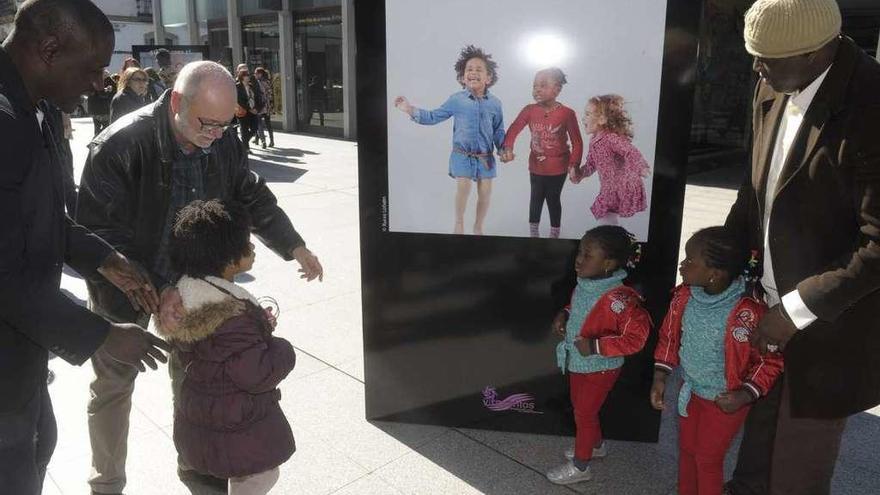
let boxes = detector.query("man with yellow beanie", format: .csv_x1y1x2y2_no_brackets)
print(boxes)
724,0,880,494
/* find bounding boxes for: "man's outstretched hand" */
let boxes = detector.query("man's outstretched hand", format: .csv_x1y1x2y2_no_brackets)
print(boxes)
98,252,159,314
292,246,324,282
101,323,170,372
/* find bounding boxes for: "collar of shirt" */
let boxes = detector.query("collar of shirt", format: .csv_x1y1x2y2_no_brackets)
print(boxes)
35,107,45,133
788,65,832,114
466,89,490,100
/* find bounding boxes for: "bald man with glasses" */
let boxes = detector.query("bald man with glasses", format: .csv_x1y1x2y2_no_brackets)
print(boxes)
76,60,323,495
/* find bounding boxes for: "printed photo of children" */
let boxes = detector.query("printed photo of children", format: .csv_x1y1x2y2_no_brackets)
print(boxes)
386,0,667,241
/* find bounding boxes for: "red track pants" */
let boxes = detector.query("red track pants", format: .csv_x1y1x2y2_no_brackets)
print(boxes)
569,368,621,461
678,394,750,495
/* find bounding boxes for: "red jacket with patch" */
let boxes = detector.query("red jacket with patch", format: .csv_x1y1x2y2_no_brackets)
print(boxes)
565,285,652,357
654,285,783,399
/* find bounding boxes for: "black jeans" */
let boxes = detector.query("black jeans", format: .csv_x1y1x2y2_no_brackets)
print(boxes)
529,173,567,227
0,381,57,494
261,113,274,144
239,114,257,149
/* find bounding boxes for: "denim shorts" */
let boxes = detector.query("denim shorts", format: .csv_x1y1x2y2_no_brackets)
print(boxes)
447,153,497,181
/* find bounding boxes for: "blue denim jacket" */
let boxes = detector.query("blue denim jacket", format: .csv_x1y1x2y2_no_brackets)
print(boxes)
412,90,505,178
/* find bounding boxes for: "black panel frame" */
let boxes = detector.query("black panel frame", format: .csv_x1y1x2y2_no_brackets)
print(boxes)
357,0,702,441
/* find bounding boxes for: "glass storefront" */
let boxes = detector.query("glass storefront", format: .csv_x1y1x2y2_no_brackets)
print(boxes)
160,0,189,45
152,0,354,138
242,15,283,127
293,8,344,136
195,0,231,69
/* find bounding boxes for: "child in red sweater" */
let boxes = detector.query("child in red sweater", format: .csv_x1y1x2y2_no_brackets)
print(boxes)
501,68,583,238
651,227,782,495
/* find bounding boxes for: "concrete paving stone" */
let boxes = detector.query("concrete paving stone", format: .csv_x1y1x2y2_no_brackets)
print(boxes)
42,476,64,495
336,354,365,382
281,368,447,472
330,473,405,495
455,428,576,473
273,189,360,231
47,360,163,465
835,411,880,476
130,361,177,428
831,463,880,494
276,427,369,495
565,440,677,495
488,469,579,495
374,430,528,495
48,427,189,495
281,291,364,367
288,347,335,381
237,234,361,312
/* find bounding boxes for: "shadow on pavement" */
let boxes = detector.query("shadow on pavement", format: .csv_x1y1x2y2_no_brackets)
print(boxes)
256,147,319,159
248,159,308,183
687,164,746,190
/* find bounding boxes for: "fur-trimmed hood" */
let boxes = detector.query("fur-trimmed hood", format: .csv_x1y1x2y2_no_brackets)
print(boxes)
159,276,260,343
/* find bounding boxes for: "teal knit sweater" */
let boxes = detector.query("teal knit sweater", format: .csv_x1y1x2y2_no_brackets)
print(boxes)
556,270,627,374
678,277,745,417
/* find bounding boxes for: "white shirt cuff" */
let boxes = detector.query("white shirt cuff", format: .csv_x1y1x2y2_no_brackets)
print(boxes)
781,290,818,330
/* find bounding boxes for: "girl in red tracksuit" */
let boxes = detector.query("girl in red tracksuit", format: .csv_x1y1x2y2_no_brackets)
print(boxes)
546,225,652,486
650,226,783,495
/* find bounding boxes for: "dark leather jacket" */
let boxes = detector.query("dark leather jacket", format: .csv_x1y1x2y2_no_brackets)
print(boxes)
76,90,305,322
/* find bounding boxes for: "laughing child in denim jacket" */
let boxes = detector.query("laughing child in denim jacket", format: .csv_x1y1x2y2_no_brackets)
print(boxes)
394,45,505,235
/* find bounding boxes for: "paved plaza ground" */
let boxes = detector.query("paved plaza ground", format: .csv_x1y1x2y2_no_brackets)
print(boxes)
41,119,880,494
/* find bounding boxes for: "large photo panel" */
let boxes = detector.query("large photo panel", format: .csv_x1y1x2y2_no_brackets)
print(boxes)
359,0,700,439
386,0,667,240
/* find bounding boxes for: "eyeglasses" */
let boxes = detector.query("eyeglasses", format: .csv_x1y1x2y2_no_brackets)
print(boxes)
130,77,148,83
198,117,233,133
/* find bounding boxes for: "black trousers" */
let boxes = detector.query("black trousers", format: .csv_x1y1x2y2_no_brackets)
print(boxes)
239,114,257,149
261,113,274,143
0,381,57,494
529,173,567,227
727,375,847,495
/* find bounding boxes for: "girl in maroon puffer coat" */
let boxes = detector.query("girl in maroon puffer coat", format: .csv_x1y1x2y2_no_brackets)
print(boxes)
160,199,295,495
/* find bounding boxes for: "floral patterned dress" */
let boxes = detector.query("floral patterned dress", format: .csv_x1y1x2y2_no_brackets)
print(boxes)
582,131,650,219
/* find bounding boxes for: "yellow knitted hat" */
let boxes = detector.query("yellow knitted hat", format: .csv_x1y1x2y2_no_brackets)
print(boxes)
744,0,841,58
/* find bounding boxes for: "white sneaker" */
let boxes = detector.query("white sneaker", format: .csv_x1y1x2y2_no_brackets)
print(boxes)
564,441,608,460
546,461,592,485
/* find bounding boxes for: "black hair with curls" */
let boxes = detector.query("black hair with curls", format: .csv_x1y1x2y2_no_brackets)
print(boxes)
539,67,567,86
582,225,638,269
170,199,252,279
688,226,749,279
454,45,499,89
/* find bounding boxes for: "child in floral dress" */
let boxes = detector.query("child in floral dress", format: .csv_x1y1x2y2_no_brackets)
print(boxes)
576,94,650,225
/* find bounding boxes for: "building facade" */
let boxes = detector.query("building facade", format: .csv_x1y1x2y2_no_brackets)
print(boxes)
153,0,356,139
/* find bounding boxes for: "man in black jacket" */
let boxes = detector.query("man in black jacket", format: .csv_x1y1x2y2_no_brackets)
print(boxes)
77,60,323,494
0,1,172,493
